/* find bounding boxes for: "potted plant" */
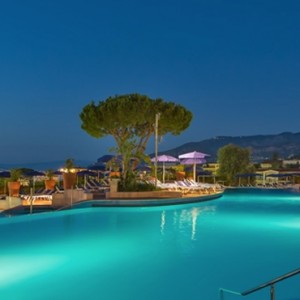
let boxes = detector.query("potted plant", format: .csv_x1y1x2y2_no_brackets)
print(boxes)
63,158,77,190
8,168,22,197
45,169,56,190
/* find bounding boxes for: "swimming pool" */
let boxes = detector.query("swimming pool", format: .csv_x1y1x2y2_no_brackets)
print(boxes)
0,189,299,299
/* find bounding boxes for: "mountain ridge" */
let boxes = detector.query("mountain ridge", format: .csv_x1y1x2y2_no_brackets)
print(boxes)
0,160,93,171
160,131,300,162
1,132,300,170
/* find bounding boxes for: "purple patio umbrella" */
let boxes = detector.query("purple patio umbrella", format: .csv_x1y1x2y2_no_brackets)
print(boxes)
53,170,63,175
179,151,209,181
178,151,209,159
180,158,207,181
23,170,45,177
77,170,97,177
23,170,46,193
77,170,97,186
0,171,11,178
151,155,179,183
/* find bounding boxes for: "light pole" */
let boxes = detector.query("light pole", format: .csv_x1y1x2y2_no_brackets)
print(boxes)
154,112,160,187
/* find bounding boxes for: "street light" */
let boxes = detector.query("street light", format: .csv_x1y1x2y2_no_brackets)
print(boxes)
154,112,160,187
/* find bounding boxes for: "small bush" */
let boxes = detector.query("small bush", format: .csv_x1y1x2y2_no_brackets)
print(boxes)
118,171,157,192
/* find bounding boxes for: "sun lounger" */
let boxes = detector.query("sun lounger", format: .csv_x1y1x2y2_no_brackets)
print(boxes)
146,179,180,191
90,178,109,188
22,189,56,205
175,180,204,193
55,186,64,193
184,179,222,193
86,180,109,192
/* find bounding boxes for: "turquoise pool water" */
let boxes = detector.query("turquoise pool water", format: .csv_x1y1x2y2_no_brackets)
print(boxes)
0,189,300,300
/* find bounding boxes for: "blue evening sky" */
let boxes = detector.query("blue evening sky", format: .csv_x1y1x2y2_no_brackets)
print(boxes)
1,0,300,165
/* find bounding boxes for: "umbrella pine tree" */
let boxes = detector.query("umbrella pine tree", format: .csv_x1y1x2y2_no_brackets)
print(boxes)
80,94,192,185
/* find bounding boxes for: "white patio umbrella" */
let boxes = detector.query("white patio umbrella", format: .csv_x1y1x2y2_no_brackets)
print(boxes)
179,151,209,182
151,155,179,183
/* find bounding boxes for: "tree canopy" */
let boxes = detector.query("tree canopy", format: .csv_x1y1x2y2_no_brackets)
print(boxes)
217,144,254,185
80,93,193,178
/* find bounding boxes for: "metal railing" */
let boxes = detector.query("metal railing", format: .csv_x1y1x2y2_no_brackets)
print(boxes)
219,268,300,299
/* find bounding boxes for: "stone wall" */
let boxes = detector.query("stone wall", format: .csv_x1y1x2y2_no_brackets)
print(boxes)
52,189,94,207
106,190,183,199
0,197,22,210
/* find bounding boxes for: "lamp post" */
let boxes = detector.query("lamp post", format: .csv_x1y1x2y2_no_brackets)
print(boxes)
154,112,160,187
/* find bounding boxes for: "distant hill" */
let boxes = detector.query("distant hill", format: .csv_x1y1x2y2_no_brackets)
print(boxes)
2,132,300,169
0,160,93,171
161,132,300,162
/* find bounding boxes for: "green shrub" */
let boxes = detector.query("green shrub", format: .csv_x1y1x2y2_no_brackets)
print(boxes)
118,171,157,192
9,169,22,181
